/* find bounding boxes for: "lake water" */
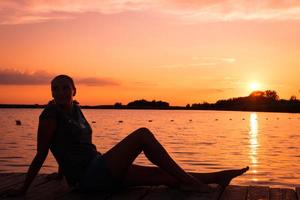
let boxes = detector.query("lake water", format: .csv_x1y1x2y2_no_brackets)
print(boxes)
0,108,299,188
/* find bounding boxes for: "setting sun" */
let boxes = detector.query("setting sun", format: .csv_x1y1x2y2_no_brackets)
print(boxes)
250,82,260,91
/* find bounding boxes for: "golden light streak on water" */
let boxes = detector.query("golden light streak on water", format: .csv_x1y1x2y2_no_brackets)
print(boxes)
249,112,259,181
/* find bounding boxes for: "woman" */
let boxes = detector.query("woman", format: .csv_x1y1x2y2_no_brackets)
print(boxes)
2,75,248,196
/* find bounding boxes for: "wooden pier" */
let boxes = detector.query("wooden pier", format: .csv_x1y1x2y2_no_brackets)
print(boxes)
0,173,299,200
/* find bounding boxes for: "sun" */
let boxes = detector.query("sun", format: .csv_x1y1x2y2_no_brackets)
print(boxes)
250,82,260,91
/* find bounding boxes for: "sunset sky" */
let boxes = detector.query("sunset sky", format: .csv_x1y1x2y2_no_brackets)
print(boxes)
0,0,300,106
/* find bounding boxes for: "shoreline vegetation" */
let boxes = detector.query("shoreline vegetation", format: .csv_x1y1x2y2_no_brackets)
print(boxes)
1,90,300,113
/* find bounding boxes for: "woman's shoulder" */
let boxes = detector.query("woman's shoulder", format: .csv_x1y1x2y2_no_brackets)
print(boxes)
73,100,82,111
39,100,60,120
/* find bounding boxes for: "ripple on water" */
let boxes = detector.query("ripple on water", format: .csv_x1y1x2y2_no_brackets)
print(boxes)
5,164,30,167
194,142,216,145
4,142,17,145
0,156,23,159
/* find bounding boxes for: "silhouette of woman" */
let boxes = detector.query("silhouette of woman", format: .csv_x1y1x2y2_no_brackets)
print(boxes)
2,75,248,196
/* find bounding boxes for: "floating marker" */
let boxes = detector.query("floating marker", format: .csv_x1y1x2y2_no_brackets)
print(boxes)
118,120,123,123
15,120,22,125
148,120,153,122
91,121,96,123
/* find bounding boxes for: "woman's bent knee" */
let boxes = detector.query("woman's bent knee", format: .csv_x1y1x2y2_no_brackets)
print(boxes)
132,127,155,141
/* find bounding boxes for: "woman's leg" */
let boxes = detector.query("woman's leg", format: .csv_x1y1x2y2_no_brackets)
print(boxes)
102,127,210,191
122,164,249,187
122,164,179,187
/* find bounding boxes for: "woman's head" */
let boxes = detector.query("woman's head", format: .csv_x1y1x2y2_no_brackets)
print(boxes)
51,75,76,107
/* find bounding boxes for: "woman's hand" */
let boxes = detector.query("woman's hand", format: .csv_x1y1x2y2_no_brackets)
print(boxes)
1,187,26,198
46,172,63,181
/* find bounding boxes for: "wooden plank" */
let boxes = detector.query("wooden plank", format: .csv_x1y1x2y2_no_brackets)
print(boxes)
0,173,26,192
220,185,248,200
0,173,24,186
0,174,49,199
58,188,112,200
186,185,225,200
0,173,19,179
1,174,299,200
247,186,269,200
296,188,300,200
25,178,71,200
143,186,187,200
108,186,149,200
142,185,220,200
185,191,221,200
269,188,282,200
281,188,297,200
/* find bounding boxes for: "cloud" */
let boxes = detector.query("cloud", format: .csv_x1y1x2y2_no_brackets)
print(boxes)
0,69,52,85
0,68,120,86
196,88,228,93
77,77,120,86
192,56,236,66
1,0,300,25
162,0,300,22
0,0,153,25
159,56,236,69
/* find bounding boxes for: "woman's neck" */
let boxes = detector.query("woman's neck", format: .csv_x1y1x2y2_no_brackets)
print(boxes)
56,101,74,114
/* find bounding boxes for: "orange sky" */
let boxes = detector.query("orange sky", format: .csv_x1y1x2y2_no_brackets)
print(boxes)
0,1,300,106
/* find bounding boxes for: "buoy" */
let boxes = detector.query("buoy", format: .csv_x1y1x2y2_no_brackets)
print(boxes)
148,120,153,122
15,120,22,125
91,121,96,123
229,118,232,120
189,119,192,122
215,119,218,121
118,120,123,123
170,120,174,122
242,118,245,120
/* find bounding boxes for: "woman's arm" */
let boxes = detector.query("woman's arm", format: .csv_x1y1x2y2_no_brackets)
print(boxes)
2,118,57,197
23,118,57,191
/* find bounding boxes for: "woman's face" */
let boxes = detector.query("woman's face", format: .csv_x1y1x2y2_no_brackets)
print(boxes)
51,78,76,107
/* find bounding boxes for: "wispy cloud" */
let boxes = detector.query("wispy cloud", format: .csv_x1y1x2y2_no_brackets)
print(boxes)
1,0,300,25
192,56,236,65
159,56,236,69
163,0,300,22
0,0,152,25
78,77,120,86
0,68,120,86
0,69,51,85
196,88,230,93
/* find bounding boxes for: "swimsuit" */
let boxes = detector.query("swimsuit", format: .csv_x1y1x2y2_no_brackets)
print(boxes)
79,153,121,192
40,101,120,191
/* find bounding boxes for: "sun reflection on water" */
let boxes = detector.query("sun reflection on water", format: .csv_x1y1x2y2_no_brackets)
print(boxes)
249,113,259,181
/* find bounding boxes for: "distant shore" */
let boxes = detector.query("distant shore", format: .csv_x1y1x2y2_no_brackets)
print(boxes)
1,90,300,113
1,103,300,114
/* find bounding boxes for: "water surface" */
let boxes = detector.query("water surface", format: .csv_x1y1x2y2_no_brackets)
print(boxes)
0,108,299,188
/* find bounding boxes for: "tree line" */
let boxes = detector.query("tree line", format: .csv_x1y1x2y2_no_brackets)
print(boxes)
189,90,300,113
1,90,299,113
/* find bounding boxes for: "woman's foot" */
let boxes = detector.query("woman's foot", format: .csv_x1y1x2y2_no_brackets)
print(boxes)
215,166,249,187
